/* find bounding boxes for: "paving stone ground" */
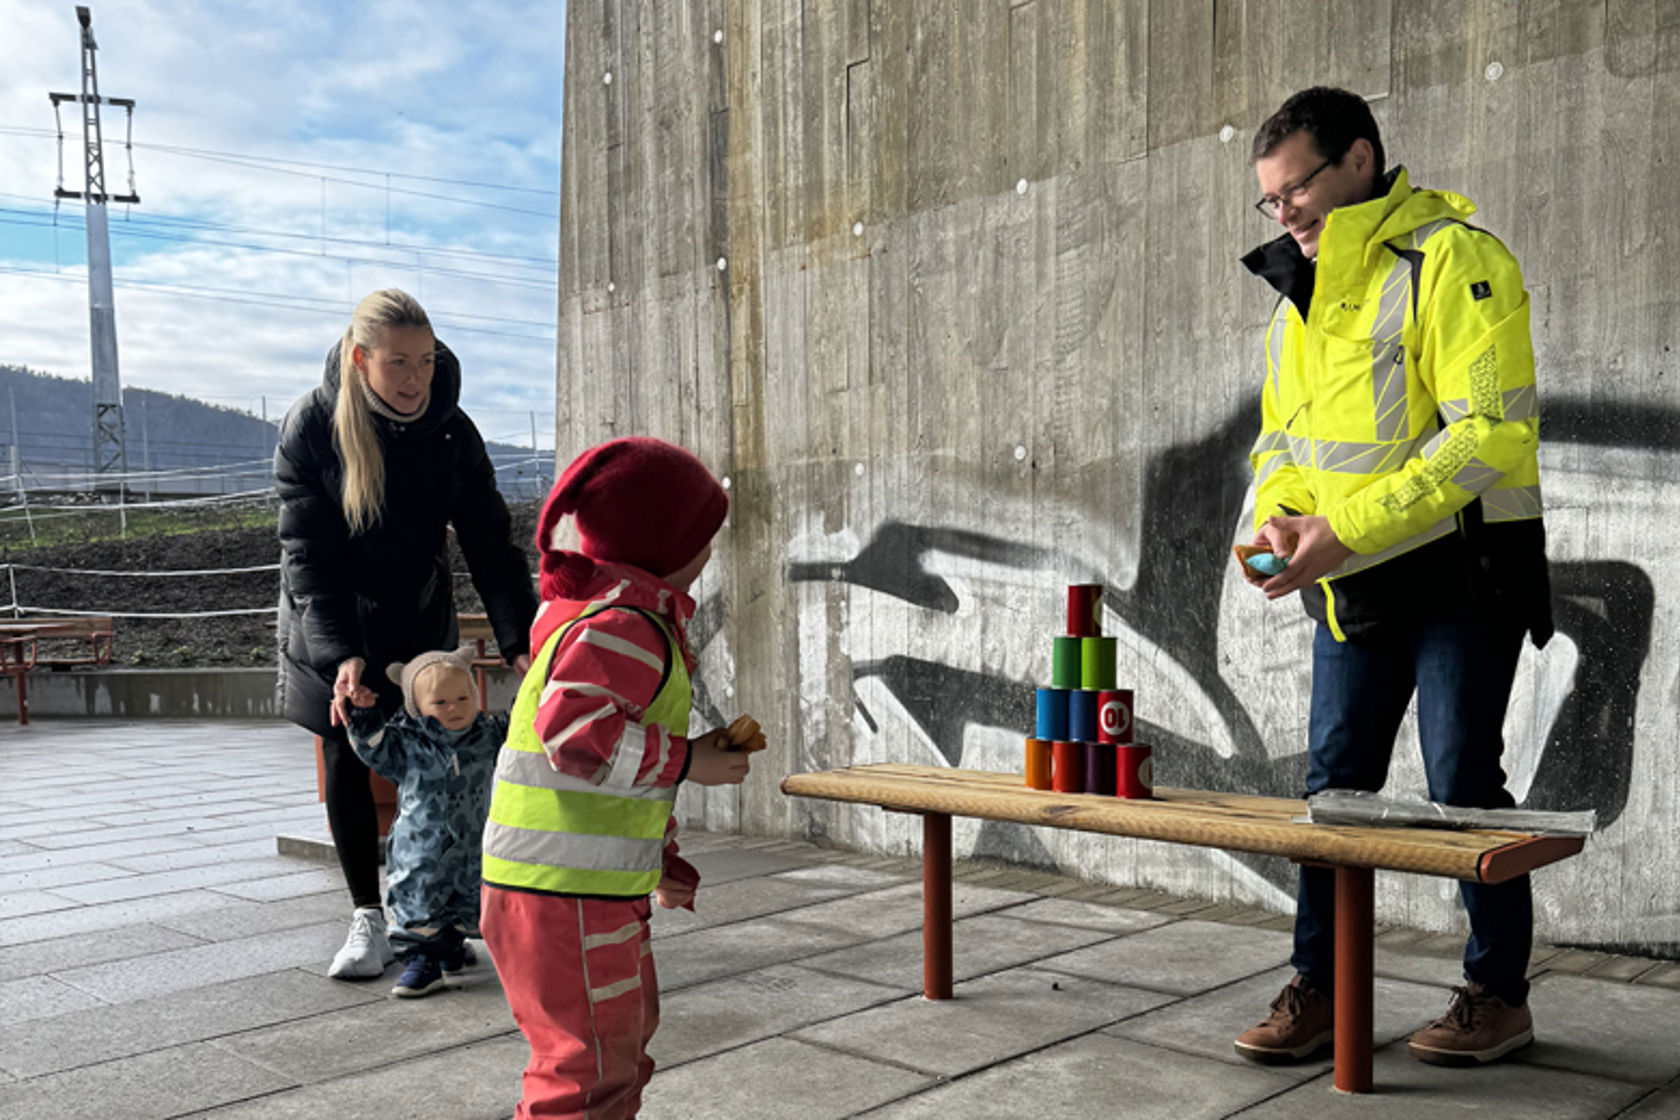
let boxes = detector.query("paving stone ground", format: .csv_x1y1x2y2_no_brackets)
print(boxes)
2,720,1676,1119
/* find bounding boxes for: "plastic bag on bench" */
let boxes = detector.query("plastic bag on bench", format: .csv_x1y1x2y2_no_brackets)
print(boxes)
1302,790,1595,836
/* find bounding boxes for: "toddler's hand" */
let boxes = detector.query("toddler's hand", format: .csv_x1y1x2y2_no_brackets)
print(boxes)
655,881,696,909
687,732,750,786
348,684,378,709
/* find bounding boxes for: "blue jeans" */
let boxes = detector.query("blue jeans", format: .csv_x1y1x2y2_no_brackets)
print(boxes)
1291,611,1532,1007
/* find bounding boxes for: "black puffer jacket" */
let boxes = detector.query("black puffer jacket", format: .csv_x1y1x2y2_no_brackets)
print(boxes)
274,340,537,736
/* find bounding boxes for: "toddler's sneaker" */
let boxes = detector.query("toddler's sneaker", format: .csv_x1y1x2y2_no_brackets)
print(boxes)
392,955,446,998
328,907,395,980
440,940,478,976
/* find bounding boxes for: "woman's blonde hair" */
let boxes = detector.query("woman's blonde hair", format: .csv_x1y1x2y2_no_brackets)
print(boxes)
334,289,431,533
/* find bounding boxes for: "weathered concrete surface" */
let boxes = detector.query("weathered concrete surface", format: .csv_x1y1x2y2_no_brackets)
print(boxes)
4,720,1679,1118
555,1,1680,956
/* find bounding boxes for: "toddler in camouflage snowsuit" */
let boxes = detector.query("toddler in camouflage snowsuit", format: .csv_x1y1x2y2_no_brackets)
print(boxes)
346,646,506,997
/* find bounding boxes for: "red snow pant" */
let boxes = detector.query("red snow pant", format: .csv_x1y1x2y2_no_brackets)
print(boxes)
482,884,659,1120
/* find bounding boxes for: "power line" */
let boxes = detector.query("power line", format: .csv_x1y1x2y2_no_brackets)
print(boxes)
0,211,559,293
0,124,557,199
0,263,556,343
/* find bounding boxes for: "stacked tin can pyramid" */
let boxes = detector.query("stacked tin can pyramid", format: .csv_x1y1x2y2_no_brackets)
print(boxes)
1025,583,1154,799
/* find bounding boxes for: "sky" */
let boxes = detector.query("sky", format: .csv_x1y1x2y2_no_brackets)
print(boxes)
0,0,566,453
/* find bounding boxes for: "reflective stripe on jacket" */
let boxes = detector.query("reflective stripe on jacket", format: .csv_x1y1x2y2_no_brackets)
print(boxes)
1243,167,1548,641
482,603,690,898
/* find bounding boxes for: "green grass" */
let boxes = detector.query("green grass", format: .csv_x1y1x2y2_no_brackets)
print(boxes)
0,500,275,553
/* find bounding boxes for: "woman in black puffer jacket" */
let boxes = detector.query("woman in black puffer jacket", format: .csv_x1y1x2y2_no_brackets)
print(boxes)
275,288,536,980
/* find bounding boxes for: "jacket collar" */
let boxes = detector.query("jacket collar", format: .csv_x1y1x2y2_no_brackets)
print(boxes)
531,555,698,671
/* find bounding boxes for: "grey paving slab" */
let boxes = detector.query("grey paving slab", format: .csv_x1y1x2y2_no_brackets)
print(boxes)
171,821,333,847
799,912,1117,991
207,971,517,1086
1104,964,1452,1079
210,868,347,902
994,895,1188,934
89,800,278,827
51,920,346,1004
0,889,80,918
1620,1084,1680,1119
1238,1044,1648,1118
770,880,1040,942
642,1036,934,1120
0,888,240,946
0,840,39,857
0,920,206,982
151,890,350,943
107,837,288,873
856,1031,1295,1119
647,863,908,939
0,834,207,872
20,817,223,850
794,965,1176,1077
191,1034,525,1119
49,856,327,905
0,969,380,1079
0,972,107,1025
0,1040,297,1120
651,916,875,992
1036,918,1293,995
0,859,140,894
1512,972,1680,1086
683,845,824,885
652,963,905,1067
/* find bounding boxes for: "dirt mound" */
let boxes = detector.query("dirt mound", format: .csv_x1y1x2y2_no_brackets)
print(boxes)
3,502,541,667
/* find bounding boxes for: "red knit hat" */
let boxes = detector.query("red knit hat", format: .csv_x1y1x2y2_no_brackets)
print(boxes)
538,436,728,583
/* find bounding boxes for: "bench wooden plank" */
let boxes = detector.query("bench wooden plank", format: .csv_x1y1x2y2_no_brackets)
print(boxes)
781,765,1579,883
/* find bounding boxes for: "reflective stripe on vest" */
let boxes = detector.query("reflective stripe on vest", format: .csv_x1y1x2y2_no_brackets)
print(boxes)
482,602,690,898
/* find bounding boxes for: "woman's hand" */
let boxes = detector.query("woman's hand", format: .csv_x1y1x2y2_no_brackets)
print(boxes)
686,730,751,786
330,657,367,727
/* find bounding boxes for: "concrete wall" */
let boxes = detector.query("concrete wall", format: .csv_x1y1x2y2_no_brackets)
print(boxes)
555,0,1680,956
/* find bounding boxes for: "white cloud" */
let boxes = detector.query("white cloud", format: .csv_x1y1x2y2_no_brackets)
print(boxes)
0,0,564,450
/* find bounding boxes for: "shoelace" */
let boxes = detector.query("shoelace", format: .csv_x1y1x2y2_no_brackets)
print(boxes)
1434,985,1488,1031
1267,983,1312,1023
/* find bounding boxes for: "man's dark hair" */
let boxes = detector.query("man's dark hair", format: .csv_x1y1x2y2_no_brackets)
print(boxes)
1251,87,1385,177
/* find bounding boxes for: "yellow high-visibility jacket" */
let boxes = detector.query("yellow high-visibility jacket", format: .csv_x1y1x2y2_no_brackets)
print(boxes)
1242,168,1552,642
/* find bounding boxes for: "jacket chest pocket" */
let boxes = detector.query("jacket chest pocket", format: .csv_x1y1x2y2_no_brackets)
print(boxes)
1312,322,1411,444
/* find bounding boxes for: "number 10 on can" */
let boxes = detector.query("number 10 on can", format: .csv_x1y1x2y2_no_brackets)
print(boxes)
1097,689,1133,744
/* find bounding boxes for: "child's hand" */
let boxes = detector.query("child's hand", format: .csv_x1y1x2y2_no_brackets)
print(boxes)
329,657,367,727
348,684,378,709
687,732,750,786
655,881,696,909
723,714,767,754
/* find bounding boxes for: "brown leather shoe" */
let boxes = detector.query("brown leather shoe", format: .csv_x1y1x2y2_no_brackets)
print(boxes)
1407,984,1534,1066
1234,975,1333,1063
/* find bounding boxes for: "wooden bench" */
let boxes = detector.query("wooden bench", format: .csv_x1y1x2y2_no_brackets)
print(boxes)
782,763,1584,1094
0,617,116,726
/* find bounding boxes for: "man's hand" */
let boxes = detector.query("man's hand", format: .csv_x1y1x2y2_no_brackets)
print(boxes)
329,657,367,727
686,730,751,786
511,653,532,674
1258,515,1353,600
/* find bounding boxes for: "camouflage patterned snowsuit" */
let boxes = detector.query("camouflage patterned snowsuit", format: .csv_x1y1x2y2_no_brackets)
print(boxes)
347,707,507,954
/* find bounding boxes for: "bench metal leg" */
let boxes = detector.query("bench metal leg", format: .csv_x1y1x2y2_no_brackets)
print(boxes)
923,811,952,999
13,670,26,726
1334,864,1375,1093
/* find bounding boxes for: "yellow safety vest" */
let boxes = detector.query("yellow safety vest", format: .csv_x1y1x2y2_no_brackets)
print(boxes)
482,603,689,898
1250,168,1543,638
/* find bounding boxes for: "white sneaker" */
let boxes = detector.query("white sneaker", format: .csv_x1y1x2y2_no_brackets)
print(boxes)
328,907,395,980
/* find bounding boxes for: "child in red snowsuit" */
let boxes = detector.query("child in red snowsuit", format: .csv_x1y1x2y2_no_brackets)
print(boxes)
481,436,755,1120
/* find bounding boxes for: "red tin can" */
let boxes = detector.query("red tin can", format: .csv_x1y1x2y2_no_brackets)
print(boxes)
1067,584,1102,638
1116,743,1154,799
1051,740,1086,793
1097,689,1134,744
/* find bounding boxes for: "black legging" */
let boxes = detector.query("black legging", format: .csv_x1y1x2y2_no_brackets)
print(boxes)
319,724,383,910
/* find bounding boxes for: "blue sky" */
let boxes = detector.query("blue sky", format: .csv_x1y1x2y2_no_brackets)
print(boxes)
0,0,566,450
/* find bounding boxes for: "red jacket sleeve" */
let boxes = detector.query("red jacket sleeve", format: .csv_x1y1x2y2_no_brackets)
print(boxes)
530,609,689,790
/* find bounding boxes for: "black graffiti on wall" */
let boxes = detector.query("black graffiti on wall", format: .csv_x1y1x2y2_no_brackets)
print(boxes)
766,395,1672,846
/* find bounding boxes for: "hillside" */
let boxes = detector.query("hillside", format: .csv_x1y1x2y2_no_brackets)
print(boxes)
2,500,541,669
0,365,550,501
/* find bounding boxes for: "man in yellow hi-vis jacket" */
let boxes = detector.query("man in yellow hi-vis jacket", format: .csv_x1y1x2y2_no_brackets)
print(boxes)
1230,88,1553,1069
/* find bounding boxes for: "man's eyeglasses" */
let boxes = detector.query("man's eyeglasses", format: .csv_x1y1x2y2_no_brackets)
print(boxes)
1254,158,1333,220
